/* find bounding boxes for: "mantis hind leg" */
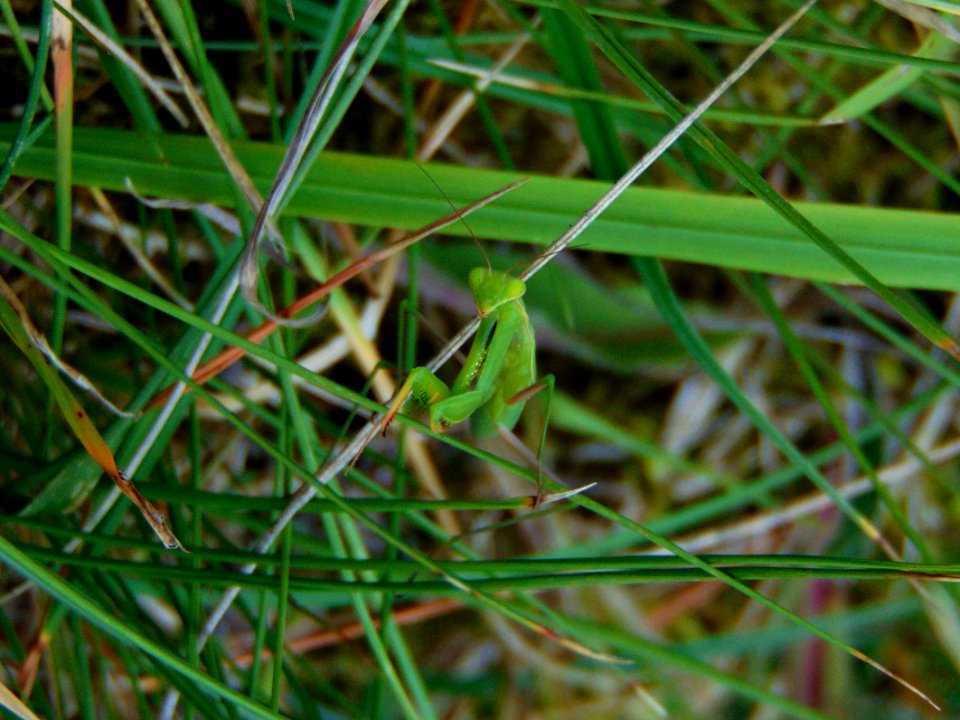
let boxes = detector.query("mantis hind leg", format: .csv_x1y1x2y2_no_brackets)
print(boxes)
505,374,554,506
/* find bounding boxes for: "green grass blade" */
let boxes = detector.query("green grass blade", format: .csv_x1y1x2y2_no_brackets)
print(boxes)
821,30,958,124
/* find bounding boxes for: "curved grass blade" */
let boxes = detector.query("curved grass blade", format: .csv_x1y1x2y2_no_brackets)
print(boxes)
0,204,627,708
239,0,392,326
550,0,940,707
633,257,937,709
0,276,182,550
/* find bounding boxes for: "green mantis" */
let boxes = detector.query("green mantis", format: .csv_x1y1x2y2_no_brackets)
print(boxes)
384,266,549,443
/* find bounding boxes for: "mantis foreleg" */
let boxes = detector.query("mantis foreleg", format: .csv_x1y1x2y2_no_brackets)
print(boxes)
384,303,527,434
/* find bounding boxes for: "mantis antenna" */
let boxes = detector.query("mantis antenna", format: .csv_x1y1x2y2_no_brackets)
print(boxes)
416,163,492,272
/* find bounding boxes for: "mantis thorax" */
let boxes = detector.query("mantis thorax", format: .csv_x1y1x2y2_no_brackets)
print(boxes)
468,268,526,317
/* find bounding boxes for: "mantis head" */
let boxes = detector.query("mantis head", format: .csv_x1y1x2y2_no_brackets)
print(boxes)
468,268,526,317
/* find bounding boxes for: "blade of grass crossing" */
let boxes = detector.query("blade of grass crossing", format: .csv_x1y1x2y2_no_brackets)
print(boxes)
562,612,834,720
419,0,514,167
794,335,957,516
238,0,395,323
736,273,960,673
73,0,163,130
11,125,960,292
202,1,859,687
279,0,419,207
151,0,245,137
274,333,432,719
282,0,366,136
0,211,522,518
816,282,960,386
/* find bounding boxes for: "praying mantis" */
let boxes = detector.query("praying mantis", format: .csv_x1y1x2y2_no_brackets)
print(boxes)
383,264,551,453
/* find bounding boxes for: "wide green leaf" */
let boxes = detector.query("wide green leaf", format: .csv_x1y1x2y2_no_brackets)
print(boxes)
5,124,960,289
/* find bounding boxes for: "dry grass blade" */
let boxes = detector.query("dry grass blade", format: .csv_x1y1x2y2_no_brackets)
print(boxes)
419,20,537,158
0,277,183,550
0,679,39,720
51,1,188,126
51,0,71,109
111,471,184,551
526,482,597,508
88,188,192,310
231,598,464,667
238,0,392,326
0,275,135,418
873,0,960,42
132,0,263,212
666,436,960,556
520,0,818,286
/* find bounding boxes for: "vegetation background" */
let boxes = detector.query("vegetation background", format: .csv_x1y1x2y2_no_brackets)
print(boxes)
3,1,960,718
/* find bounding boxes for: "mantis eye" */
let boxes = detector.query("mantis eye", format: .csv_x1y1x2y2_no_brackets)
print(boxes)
468,267,490,292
